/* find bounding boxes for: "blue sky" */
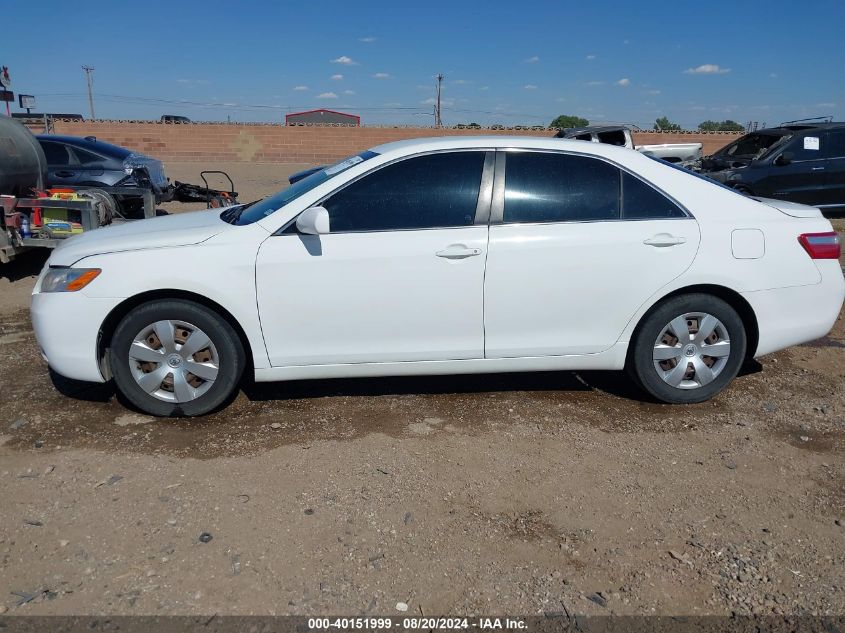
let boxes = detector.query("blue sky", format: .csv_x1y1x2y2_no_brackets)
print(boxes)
4,0,843,128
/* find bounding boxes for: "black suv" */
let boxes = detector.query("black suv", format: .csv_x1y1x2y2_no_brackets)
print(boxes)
700,122,845,210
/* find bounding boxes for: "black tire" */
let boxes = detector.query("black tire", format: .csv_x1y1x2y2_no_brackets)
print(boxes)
627,293,747,404
109,299,245,417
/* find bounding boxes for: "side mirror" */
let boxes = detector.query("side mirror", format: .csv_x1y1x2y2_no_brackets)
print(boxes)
774,151,793,166
296,206,330,235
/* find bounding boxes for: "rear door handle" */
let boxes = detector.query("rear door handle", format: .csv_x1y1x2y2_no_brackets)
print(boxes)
436,244,482,259
811,166,825,171
55,170,75,177
643,234,687,247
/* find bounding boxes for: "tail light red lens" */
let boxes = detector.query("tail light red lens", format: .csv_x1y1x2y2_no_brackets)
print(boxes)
798,232,841,259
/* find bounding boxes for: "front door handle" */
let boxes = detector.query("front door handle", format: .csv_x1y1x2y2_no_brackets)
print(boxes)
811,166,825,171
55,170,75,178
643,234,687,247
436,244,482,259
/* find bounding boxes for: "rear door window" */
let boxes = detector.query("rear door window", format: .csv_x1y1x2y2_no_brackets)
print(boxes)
503,152,620,223
72,147,105,165
824,130,845,159
622,172,686,219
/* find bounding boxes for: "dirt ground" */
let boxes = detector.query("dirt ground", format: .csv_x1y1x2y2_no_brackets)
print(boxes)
0,162,843,617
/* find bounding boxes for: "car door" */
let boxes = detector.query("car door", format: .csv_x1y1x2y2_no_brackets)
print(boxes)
255,150,493,367
484,150,700,357
40,140,79,185
758,133,828,205
821,128,845,209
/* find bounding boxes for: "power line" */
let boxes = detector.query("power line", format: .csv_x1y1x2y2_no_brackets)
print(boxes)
34,92,556,121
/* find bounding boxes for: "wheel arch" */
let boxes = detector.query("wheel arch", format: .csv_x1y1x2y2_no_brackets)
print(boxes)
96,289,255,381
628,284,759,360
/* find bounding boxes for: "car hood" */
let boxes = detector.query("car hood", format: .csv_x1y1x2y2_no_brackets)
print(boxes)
50,208,232,265
753,197,823,218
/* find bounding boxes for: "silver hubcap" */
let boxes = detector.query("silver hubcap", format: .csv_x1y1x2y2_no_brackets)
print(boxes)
128,320,219,403
653,312,731,390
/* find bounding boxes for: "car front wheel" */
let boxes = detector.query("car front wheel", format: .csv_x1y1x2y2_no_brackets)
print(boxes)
628,293,747,404
109,299,245,416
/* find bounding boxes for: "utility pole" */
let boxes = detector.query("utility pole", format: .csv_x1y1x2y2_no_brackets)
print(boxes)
434,73,443,128
82,65,95,120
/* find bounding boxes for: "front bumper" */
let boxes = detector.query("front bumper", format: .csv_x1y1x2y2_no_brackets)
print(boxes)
31,291,123,383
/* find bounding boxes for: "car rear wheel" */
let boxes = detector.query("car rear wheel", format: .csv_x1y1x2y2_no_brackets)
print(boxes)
627,293,747,404
109,300,245,416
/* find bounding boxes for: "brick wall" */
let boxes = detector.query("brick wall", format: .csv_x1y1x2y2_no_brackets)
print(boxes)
27,121,742,164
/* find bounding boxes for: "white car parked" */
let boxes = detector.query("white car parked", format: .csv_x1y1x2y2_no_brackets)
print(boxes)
31,137,844,416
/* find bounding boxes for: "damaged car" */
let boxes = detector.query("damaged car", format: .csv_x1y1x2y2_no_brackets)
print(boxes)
699,122,845,210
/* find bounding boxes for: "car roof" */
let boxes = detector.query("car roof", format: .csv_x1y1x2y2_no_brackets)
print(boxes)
370,135,637,160
36,135,134,159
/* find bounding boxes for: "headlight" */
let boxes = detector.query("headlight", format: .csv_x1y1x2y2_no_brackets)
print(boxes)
40,267,101,293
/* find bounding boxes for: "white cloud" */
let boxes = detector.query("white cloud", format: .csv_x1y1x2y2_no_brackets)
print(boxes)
373,72,391,79
523,84,538,90
586,54,596,60
684,64,731,75
359,36,376,43
331,74,343,81
617,78,631,87
479,86,489,91
586,81,605,86
343,89,355,95
452,79,470,85
817,102,837,108
331,56,358,65
177,78,211,85
384,102,402,107
623,39,630,44
317,92,338,99
524,56,540,63
646,89,661,95
293,85,309,91
769,73,778,78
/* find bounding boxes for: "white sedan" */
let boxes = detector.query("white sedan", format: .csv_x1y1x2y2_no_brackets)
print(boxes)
31,136,844,416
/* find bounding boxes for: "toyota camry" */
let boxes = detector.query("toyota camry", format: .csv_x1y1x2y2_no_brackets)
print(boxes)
31,136,844,416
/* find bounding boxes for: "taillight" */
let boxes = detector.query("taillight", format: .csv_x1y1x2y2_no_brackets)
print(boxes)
798,232,841,259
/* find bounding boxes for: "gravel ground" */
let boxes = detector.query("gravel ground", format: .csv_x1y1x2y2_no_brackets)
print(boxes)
0,163,842,617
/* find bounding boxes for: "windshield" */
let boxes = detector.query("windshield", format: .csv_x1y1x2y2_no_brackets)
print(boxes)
222,150,379,225
722,132,790,159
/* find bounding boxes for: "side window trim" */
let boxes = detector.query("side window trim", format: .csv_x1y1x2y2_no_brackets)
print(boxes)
489,150,506,223
280,148,494,235
492,148,693,226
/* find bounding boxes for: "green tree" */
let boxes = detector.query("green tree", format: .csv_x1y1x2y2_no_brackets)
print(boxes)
550,114,589,129
654,116,682,131
697,119,745,132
